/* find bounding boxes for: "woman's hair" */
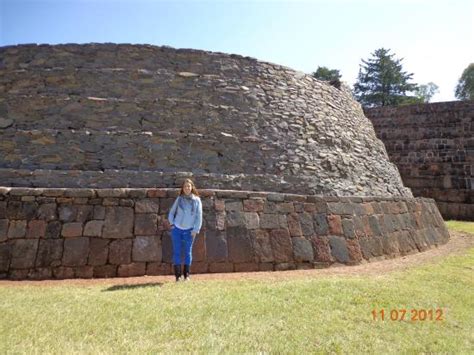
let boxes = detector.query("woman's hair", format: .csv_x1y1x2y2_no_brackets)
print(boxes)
179,178,200,196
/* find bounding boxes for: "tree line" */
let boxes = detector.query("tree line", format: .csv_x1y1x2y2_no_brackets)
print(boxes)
312,48,474,107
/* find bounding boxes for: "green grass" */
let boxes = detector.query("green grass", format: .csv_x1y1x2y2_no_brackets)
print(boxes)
446,220,474,234
1,225,473,353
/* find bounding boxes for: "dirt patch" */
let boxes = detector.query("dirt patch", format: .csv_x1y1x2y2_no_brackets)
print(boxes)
1,231,473,287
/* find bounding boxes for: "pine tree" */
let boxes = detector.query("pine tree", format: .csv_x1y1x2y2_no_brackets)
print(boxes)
353,48,418,107
455,63,474,100
312,66,342,88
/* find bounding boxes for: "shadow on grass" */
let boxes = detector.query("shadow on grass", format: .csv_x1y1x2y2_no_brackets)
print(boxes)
103,282,164,292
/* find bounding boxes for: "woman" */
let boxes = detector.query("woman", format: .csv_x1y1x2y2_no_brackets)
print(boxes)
168,179,203,282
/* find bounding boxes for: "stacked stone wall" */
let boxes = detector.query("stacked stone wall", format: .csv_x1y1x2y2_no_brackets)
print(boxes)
0,44,410,197
0,187,449,280
365,101,473,221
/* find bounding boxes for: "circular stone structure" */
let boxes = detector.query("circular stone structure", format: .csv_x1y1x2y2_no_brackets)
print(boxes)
0,44,449,280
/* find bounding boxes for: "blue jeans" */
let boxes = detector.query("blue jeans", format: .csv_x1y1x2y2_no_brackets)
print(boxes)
171,226,195,266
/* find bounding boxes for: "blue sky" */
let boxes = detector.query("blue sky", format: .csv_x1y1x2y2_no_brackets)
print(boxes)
1,0,473,102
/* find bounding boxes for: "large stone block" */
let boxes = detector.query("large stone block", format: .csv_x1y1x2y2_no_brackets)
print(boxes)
243,212,259,229
88,238,109,266
103,207,134,238
226,210,244,227
75,205,94,223
381,233,400,255
61,222,83,237
0,202,6,219
0,219,8,242
37,203,57,221
45,221,62,239
205,229,228,262
311,236,332,262
161,231,173,263
192,232,206,262
313,213,329,235
243,199,264,212
287,213,302,236
359,236,383,259
63,237,89,267
270,228,292,262
328,236,349,263
227,226,254,263
26,220,47,239
7,220,27,239
135,198,160,213
292,237,314,262
132,236,161,262
260,213,281,229
84,220,104,237
346,239,363,264
299,212,314,236
225,201,243,212
10,239,39,269
0,244,11,272
36,239,63,267
327,215,342,235
251,229,273,263
109,239,132,265
134,214,158,235
59,205,77,222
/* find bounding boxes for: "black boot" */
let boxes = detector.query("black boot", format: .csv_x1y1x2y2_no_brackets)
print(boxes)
174,265,182,282
183,264,191,281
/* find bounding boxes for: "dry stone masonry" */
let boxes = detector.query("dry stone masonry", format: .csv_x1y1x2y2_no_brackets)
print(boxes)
0,44,450,279
0,43,410,197
366,102,473,221
0,188,448,280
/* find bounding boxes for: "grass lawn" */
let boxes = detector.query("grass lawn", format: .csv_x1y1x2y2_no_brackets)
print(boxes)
1,223,473,353
446,220,474,234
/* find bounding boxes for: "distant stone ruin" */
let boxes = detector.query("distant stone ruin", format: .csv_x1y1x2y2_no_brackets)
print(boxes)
366,102,473,221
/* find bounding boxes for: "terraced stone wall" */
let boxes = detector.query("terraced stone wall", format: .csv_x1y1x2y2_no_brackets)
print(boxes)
0,43,410,197
0,188,449,280
366,101,473,220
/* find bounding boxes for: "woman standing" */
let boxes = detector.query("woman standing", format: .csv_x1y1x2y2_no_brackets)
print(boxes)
168,179,203,282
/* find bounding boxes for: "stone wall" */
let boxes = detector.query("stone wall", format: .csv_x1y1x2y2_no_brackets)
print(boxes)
0,187,449,280
0,43,410,197
365,101,473,221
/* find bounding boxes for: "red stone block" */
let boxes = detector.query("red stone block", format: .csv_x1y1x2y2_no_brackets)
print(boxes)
346,239,363,264
214,199,226,212
199,190,215,198
361,216,374,236
146,189,167,198
193,231,206,262
270,228,292,262
311,236,333,262
327,215,343,235
243,199,265,212
26,220,47,239
287,213,302,236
